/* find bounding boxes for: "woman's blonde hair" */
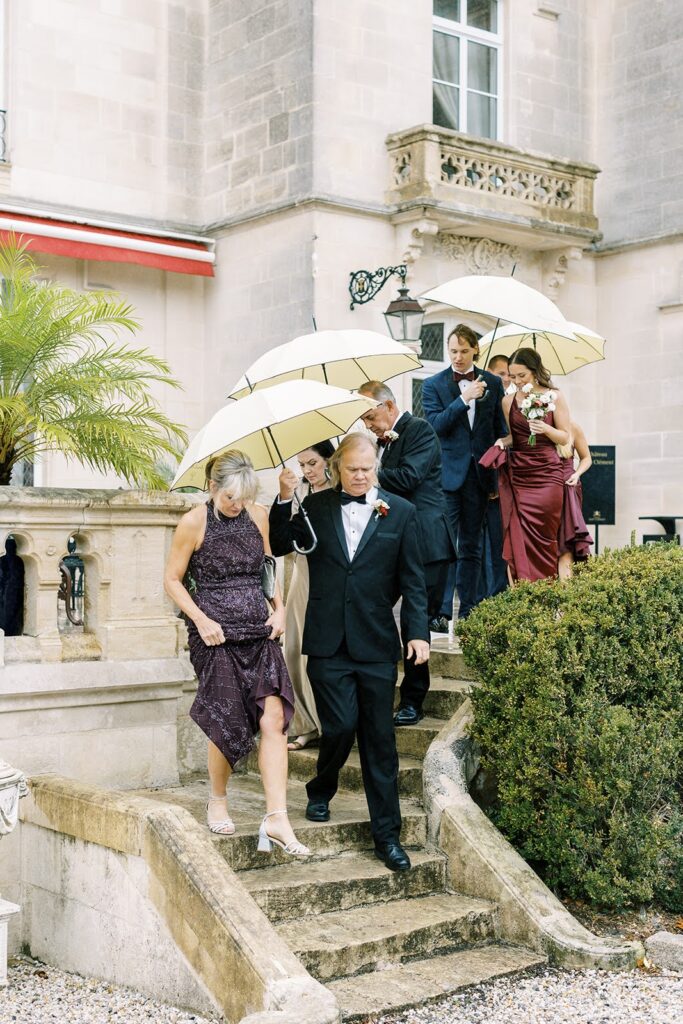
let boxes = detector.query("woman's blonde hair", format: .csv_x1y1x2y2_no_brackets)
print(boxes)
327,433,378,489
205,450,258,510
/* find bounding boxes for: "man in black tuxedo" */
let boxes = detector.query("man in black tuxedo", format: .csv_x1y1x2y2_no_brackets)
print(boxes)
269,433,429,871
358,380,455,726
422,324,507,621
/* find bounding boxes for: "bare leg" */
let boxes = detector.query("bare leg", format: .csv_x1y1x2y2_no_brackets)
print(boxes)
507,564,515,588
258,695,299,847
207,740,232,825
558,552,574,581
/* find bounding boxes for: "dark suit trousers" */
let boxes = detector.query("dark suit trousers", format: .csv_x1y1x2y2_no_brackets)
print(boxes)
477,498,508,600
441,462,489,619
306,652,400,844
399,559,449,711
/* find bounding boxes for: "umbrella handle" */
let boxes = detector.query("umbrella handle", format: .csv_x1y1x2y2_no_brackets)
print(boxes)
292,492,318,554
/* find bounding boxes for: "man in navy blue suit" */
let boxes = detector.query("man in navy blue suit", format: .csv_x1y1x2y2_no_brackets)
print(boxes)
422,324,507,621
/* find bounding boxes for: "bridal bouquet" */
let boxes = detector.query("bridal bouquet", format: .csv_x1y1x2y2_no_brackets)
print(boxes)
519,383,556,446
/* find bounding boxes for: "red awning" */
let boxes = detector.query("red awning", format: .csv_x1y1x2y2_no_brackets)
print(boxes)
0,210,215,277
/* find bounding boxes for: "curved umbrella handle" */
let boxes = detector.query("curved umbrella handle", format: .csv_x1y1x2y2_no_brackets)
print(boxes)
291,492,318,554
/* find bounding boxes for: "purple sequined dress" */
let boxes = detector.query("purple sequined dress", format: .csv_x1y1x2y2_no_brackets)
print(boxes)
186,502,294,767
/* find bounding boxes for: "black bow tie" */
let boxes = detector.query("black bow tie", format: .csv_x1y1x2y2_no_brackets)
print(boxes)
340,492,367,505
453,370,475,383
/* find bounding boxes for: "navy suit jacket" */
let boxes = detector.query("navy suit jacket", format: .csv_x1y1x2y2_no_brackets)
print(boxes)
269,487,429,663
377,412,456,566
421,365,507,493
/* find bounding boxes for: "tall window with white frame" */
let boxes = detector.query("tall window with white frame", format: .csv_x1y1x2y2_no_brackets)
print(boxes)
432,1,502,140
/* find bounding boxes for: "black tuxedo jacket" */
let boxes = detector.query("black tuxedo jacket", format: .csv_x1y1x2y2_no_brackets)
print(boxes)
378,412,456,566
269,487,429,663
422,365,507,493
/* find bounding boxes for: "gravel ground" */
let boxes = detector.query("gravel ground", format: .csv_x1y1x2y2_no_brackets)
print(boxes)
5,959,683,1024
381,967,683,1024
3,959,218,1024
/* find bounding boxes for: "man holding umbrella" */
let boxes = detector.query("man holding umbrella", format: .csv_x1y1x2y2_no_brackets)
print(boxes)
270,433,430,872
357,380,455,726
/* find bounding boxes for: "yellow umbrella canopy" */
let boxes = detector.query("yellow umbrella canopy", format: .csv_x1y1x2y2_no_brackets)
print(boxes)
479,320,606,376
421,275,565,330
171,380,378,490
228,329,422,400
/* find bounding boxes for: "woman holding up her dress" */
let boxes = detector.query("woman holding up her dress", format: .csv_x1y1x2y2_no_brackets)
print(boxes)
492,348,571,582
164,450,309,857
277,440,334,751
557,421,593,580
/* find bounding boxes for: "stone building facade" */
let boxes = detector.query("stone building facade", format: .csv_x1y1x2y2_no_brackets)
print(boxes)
1,0,681,546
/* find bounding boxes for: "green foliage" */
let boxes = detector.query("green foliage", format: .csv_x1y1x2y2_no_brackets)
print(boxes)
460,543,683,911
0,237,187,487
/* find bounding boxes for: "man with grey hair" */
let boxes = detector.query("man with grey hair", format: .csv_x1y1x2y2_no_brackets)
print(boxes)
269,432,429,871
358,381,455,726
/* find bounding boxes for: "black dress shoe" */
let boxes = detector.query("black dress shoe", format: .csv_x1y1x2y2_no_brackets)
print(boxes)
393,705,424,726
305,800,330,822
429,615,449,634
374,841,411,872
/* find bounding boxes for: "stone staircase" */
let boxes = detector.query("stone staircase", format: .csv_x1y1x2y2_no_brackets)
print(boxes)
140,647,545,1021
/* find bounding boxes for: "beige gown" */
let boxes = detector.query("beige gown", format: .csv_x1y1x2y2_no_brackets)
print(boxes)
283,482,327,741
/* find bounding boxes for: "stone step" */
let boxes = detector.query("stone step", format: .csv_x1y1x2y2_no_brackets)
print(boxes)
278,892,497,982
134,774,426,871
394,676,473,722
428,647,478,682
327,943,547,1021
392,716,444,759
241,848,447,922
286,748,423,799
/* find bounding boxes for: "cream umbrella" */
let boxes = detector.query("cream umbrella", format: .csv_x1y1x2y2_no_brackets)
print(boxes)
479,320,606,376
171,379,378,491
421,275,565,330
227,329,422,400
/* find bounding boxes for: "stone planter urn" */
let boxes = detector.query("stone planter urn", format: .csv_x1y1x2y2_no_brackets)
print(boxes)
0,761,28,986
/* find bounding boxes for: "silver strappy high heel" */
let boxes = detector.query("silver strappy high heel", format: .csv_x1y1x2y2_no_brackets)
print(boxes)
257,810,310,857
206,796,236,836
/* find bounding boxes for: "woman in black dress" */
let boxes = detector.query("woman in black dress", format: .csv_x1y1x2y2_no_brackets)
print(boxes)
164,450,309,857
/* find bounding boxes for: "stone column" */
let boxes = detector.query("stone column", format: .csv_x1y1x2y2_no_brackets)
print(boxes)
0,761,27,987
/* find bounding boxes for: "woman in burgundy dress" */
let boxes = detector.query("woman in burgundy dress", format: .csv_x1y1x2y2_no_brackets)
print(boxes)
164,450,309,857
557,421,593,579
493,349,571,583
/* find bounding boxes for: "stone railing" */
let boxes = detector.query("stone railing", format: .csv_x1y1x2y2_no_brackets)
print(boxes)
0,488,194,664
385,125,599,234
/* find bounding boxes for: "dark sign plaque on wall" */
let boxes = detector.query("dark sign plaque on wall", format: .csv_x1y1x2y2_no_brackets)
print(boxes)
581,446,615,553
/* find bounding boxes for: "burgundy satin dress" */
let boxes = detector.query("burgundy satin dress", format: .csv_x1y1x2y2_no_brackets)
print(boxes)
558,455,593,560
186,502,294,767
499,399,565,582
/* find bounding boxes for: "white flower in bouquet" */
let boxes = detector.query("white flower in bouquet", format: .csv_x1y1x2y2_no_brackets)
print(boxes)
521,383,534,393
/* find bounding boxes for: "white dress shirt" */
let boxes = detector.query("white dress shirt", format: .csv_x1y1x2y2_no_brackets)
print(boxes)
341,485,378,560
457,370,477,429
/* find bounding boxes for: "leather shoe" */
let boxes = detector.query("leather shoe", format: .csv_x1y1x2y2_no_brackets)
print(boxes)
305,800,330,822
429,615,449,634
393,705,424,726
374,841,411,872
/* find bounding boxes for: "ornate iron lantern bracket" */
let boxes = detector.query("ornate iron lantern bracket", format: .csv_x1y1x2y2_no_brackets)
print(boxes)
349,264,407,310
58,537,85,626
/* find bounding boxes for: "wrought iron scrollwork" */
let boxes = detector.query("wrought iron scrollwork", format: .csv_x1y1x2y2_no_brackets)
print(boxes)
58,537,84,626
349,264,407,310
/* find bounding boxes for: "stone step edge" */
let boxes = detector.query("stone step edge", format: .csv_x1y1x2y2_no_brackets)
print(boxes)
326,943,547,1022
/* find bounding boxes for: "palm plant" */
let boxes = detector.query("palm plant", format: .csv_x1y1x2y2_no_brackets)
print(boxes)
0,238,187,488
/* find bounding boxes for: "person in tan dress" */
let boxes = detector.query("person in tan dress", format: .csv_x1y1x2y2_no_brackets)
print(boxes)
278,441,335,750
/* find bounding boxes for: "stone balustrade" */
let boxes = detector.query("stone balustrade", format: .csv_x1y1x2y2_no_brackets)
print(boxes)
385,125,600,235
0,487,194,664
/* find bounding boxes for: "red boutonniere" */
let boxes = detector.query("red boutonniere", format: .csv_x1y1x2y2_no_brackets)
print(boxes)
372,499,390,520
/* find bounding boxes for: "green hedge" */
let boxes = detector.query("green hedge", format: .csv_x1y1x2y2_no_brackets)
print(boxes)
460,543,683,911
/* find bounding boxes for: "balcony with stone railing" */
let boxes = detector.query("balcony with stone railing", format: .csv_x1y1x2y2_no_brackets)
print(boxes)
385,125,600,240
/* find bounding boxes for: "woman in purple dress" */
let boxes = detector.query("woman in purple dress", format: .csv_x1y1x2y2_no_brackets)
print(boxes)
493,349,571,582
164,450,309,857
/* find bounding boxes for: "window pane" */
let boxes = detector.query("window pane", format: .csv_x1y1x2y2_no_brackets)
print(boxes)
467,91,497,138
433,30,459,85
412,378,425,419
433,82,460,130
468,40,497,93
434,0,461,21
420,323,445,362
467,0,497,32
